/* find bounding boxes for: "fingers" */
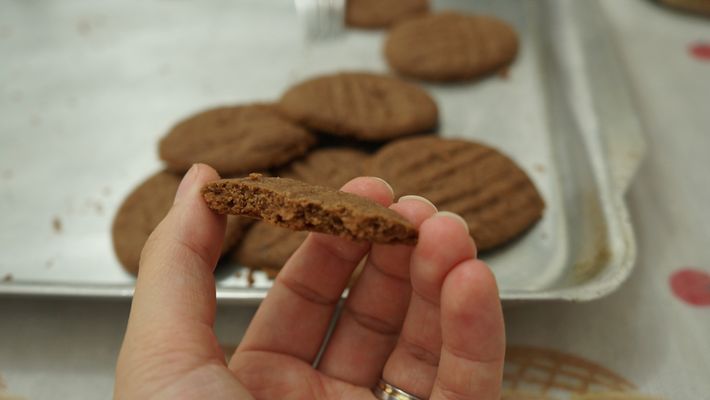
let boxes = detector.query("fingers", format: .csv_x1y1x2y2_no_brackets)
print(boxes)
431,259,505,400
117,164,227,383
232,177,394,368
382,213,477,398
317,195,437,386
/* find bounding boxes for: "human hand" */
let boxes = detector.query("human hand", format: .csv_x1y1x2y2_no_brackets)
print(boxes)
114,163,505,400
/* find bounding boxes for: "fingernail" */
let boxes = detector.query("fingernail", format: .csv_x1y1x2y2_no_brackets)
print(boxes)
436,211,469,231
398,195,438,211
368,176,394,198
174,164,199,204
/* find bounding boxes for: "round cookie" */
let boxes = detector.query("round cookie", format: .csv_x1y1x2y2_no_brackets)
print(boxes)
159,104,316,175
233,222,308,273
346,0,429,29
384,12,519,82
279,147,370,188
279,72,438,141
233,222,364,284
367,137,544,250
112,171,247,275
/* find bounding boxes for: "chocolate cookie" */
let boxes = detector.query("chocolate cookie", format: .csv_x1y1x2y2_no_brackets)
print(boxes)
203,174,417,244
159,104,316,175
112,171,248,275
233,222,365,283
235,150,368,277
279,147,369,188
384,12,519,81
279,73,438,141
367,137,544,250
346,0,429,28
233,222,308,273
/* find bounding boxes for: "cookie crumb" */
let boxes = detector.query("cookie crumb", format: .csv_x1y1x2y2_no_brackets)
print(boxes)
29,114,42,127
52,217,62,233
247,268,256,287
0,25,13,40
84,198,104,214
534,163,546,173
76,19,92,36
248,173,263,180
2,273,12,282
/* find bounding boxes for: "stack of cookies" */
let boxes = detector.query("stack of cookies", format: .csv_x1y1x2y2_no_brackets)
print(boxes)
112,2,544,280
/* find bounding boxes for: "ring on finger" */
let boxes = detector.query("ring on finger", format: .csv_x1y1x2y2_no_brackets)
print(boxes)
372,379,424,400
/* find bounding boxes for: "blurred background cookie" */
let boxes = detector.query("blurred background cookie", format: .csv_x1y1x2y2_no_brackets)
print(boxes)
279,72,438,141
656,0,710,16
346,0,430,28
384,11,518,81
367,136,544,250
232,222,308,276
233,221,365,284
112,171,248,275
278,147,370,188
159,104,316,176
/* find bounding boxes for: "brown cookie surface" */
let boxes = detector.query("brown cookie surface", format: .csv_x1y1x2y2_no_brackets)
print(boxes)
367,137,544,250
233,222,364,283
236,149,368,277
279,147,370,188
203,174,417,244
159,104,316,175
384,12,519,81
112,171,248,275
346,0,429,28
233,222,308,272
279,72,438,141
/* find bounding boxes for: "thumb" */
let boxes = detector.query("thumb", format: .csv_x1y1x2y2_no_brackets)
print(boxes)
117,164,227,383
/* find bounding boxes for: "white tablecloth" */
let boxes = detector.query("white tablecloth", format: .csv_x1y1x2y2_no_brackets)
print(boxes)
1,0,709,398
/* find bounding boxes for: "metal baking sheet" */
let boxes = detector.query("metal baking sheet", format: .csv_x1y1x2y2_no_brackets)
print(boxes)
0,0,644,302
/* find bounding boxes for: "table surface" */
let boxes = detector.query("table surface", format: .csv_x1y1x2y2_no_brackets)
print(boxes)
1,0,709,399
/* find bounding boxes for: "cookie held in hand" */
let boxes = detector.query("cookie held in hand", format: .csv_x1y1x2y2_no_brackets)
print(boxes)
202,174,418,245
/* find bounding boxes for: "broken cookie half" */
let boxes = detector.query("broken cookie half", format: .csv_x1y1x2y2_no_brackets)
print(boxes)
202,173,417,245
